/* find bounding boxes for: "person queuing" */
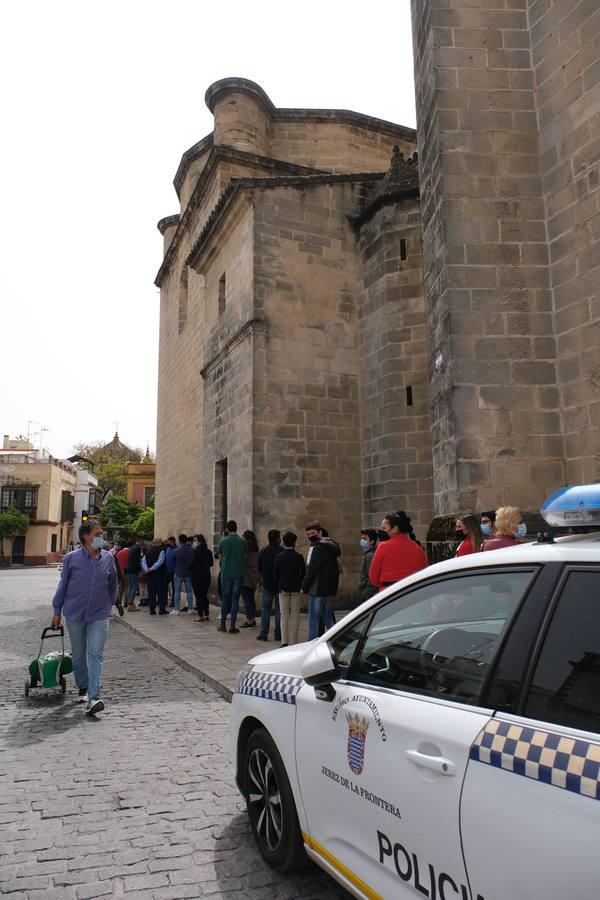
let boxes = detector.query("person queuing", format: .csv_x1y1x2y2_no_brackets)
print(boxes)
274,531,306,646
480,511,496,539
216,520,247,633
482,506,526,551
51,519,117,716
190,534,213,622
358,528,378,601
368,510,428,591
454,514,485,556
165,537,177,606
142,537,168,615
301,521,341,641
171,534,194,614
125,535,144,611
240,530,260,628
257,530,284,642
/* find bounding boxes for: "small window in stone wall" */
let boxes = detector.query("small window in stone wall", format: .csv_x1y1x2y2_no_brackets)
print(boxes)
400,238,407,261
218,273,226,316
406,385,413,406
178,268,188,334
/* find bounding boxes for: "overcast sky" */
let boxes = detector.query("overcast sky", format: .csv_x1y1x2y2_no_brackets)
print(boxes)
0,0,416,459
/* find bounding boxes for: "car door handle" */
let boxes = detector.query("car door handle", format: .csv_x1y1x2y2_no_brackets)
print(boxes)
405,750,456,776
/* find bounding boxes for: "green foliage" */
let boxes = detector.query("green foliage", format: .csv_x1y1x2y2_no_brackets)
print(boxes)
99,495,143,538
131,508,154,540
0,508,29,561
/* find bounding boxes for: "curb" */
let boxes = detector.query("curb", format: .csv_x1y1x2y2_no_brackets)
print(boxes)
114,616,234,703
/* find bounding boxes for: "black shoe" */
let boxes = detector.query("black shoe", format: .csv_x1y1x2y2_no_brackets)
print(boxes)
179,608,189,613
86,698,104,716
159,610,168,615
256,634,268,642
281,643,289,648
149,611,156,615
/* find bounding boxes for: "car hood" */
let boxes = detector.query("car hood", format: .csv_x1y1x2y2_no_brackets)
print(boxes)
247,639,315,675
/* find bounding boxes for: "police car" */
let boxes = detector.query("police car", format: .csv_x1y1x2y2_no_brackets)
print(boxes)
231,487,600,900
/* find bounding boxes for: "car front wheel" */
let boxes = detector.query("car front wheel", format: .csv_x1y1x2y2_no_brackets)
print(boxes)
244,727,306,872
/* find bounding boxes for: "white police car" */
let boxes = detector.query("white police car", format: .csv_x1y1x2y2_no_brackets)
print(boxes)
232,487,600,900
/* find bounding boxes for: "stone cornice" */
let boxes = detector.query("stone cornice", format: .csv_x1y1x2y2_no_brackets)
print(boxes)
155,148,327,288
173,133,213,198
351,185,420,229
185,172,385,273
157,214,180,235
274,108,416,143
200,318,269,380
205,78,276,115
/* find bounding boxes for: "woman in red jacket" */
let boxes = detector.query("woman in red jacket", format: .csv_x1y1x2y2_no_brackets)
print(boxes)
369,511,428,591
454,514,485,557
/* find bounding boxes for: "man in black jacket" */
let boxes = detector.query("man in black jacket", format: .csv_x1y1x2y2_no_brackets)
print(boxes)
301,521,340,640
125,535,144,611
257,530,283,642
273,532,306,646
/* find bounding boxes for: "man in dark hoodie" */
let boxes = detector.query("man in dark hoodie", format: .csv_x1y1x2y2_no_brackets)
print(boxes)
257,529,284,642
301,521,341,640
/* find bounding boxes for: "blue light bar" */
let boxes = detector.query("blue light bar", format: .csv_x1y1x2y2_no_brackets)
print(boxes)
541,484,600,527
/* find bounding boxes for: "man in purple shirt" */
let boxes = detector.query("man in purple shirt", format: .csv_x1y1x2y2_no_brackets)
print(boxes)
51,519,117,716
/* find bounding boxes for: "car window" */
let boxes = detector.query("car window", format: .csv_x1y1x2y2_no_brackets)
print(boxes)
524,569,600,735
329,615,370,677
347,570,535,705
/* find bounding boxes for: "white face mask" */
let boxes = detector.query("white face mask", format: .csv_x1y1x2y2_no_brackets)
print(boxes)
515,522,527,538
91,536,104,550
192,541,199,549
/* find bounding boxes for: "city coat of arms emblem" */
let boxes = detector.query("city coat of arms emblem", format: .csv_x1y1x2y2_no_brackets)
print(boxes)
346,712,369,775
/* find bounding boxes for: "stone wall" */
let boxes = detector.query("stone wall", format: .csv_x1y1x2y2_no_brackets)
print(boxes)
410,0,565,516
357,198,433,537
270,119,415,173
530,0,600,484
252,181,366,597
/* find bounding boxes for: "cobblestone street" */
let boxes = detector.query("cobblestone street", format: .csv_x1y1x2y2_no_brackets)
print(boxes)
0,569,347,899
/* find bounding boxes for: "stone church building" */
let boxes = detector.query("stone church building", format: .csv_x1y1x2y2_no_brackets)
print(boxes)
155,0,600,596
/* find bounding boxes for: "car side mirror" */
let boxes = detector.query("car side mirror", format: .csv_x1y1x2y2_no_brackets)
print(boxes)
301,641,340,687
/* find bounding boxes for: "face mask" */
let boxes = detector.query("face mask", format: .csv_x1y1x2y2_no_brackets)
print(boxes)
359,539,370,550
481,523,492,536
192,541,199,549
515,522,527,538
91,536,104,550
308,535,319,544
454,530,466,541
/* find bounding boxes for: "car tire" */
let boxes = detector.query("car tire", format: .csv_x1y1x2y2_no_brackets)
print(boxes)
243,727,306,872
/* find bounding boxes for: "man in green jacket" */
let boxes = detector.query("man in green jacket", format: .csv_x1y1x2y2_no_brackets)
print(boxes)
216,520,246,634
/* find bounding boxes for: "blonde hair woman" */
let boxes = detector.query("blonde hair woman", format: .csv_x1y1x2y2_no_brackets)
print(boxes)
482,506,526,551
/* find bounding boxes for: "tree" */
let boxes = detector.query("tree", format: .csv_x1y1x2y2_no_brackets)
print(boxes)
0,508,30,565
71,439,145,498
98,495,143,539
131,508,154,540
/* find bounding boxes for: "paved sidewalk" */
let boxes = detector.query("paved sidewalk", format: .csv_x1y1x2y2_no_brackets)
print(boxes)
116,603,349,701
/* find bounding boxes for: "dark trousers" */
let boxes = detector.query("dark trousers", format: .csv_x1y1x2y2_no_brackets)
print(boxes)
148,571,168,613
192,576,210,617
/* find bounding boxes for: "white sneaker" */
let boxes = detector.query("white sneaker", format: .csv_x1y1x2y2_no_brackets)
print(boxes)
170,609,179,615
86,698,104,716
77,689,88,704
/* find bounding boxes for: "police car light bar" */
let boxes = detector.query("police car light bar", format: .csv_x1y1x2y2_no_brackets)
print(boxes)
541,484,600,528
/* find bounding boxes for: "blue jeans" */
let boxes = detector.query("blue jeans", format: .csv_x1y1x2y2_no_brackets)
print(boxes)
221,576,243,628
308,595,335,641
240,585,256,621
126,573,138,604
66,618,110,701
259,589,281,639
173,575,194,611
